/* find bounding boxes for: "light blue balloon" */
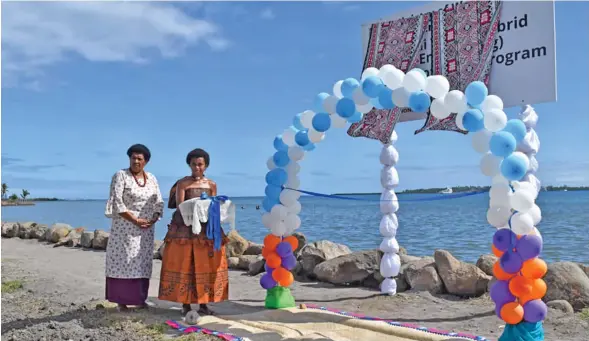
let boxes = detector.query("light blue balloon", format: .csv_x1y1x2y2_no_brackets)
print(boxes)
273,135,288,152
378,87,395,109
489,131,517,158
295,129,310,147
293,113,305,131
503,119,527,143
265,168,288,186
465,81,488,107
341,78,360,98
335,98,356,118
408,91,431,113
262,196,278,212
272,151,290,168
462,109,484,132
501,154,529,181
312,112,331,132
347,111,363,123
314,92,330,112
362,76,384,98
303,143,316,151
264,185,282,199
371,97,384,109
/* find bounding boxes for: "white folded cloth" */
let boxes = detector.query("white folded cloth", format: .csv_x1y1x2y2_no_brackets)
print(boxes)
178,197,236,235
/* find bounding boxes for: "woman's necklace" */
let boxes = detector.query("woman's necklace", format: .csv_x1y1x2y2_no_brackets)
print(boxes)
131,170,147,187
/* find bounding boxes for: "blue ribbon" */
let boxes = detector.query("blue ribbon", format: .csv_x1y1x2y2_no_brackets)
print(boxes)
281,186,488,202
499,322,544,341
200,192,228,251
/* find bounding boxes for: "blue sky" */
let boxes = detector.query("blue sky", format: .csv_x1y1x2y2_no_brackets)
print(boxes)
2,1,588,199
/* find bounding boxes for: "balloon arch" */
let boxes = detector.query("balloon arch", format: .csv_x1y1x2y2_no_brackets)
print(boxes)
259,65,546,337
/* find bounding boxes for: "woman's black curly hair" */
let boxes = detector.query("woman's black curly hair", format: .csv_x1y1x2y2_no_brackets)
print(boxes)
186,148,210,166
127,144,151,162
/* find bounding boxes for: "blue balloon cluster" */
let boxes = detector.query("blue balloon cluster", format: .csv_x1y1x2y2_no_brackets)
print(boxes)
263,168,288,212
462,109,484,132
362,76,384,98
465,81,488,107
408,91,431,113
341,78,360,98
273,151,290,168
486,118,529,180
378,87,395,109
347,111,363,123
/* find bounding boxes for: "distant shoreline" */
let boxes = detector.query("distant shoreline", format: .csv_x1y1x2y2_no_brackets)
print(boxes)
334,185,589,195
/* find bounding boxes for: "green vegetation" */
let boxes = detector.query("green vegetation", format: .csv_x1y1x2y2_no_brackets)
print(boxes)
7,194,18,201
580,308,589,320
1,183,7,199
2,280,24,293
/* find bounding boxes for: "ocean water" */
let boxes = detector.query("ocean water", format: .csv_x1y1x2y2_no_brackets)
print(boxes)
2,191,588,264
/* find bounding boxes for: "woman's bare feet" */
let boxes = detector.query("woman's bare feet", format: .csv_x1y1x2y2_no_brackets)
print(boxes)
197,304,215,316
182,304,192,316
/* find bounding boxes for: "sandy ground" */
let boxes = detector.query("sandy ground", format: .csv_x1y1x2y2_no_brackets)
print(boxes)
2,238,588,341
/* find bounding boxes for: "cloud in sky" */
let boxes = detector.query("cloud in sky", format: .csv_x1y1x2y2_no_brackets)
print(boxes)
2,155,66,173
2,2,230,88
260,8,275,20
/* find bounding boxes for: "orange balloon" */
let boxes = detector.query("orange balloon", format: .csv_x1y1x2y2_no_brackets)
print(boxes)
518,279,547,305
265,252,282,268
508,275,533,297
500,302,524,324
264,234,281,251
516,234,523,240
492,245,504,257
283,235,299,251
493,261,515,281
272,267,294,287
521,258,547,280
262,247,271,259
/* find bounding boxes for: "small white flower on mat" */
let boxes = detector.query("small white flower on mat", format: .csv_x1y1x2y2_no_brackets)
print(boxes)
184,311,201,325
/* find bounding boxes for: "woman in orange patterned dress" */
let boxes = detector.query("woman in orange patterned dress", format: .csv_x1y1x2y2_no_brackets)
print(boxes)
158,148,229,316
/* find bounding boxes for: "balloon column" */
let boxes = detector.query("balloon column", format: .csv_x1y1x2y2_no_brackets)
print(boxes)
260,234,299,308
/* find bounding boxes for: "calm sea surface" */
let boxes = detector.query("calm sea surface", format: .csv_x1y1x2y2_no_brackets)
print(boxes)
2,191,588,264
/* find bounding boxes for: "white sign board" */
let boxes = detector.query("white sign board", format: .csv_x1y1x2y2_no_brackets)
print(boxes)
361,1,557,108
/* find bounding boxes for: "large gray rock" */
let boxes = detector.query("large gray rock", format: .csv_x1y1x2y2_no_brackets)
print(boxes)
2,222,19,238
291,232,307,256
405,264,445,294
235,255,261,271
92,230,109,249
153,240,164,259
434,250,491,297
543,262,589,311
225,230,249,257
476,254,498,276
247,257,266,276
30,224,48,240
18,222,38,239
243,242,263,256
48,223,72,243
577,263,589,278
546,300,574,314
80,231,94,248
299,240,351,277
66,227,85,247
227,257,240,269
313,250,378,285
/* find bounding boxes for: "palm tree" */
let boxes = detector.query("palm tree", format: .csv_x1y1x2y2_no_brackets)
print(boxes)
1,183,7,199
20,189,30,200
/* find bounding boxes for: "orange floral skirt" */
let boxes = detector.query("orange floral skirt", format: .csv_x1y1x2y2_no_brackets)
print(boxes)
158,213,229,304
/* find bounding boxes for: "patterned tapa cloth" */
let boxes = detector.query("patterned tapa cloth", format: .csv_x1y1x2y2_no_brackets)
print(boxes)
347,1,503,144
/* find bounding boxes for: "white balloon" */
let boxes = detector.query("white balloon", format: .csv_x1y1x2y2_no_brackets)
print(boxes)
380,253,401,277
308,129,325,143
528,204,542,225
262,213,274,228
378,64,396,78
380,277,397,295
380,144,399,166
286,175,300,189
282,128,296,146
390,130,398,144
471,130,492,154
402,69,426,92
380,166,399,189
300,110,315,129
444,90,468,113
424,75,450,98
288,146,305,161
331,114,348,128
455,110,466,130
430,97,451,119
492,174,509,186
484,109,508,132
512,180,538,198
382,68,405,90
271,204,288,221
267,156,276,170
481,95,504,113
287,200,302,215
286,161,300,176
333,80,344,98
357,102,374,114
487,206,513,228
279,189,299,207
379,237,400,254
380,189,399,214
379,213,398,237
533,227,542,241
490,183,513,202
512,152,531,171
361,67,379,80
510,189,535,213
270,221,287,237
283,213,301,233
510,212,534,235
392,87,410,107
323,95,339,114
480,152,501,177
352,87,371,105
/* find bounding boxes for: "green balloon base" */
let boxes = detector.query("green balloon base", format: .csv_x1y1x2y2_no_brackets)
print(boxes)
264,286,296,309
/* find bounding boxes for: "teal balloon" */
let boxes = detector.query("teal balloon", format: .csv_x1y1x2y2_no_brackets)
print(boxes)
336,98,356,118
362,76,384,98
462,109,484,132
503,119,527,142
408,91,431,113
341,78,360,98
500,153,528,181
378,87,395,109
490,131,516,158
465,81,488,107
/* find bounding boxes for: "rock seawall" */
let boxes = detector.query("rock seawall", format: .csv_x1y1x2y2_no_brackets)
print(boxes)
3,220,589,312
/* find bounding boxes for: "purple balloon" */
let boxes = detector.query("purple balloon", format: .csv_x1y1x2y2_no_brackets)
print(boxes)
282,254,297,270
260,273,277,290
276,242,293,258
264,263,274,273
490,280,516,306
495,304,503,318
493,229,516,252
500,250,524,274
523,299,548,323
516,235,543,260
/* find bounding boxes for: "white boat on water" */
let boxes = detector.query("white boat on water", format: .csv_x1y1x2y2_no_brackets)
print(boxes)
439,187,453,194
